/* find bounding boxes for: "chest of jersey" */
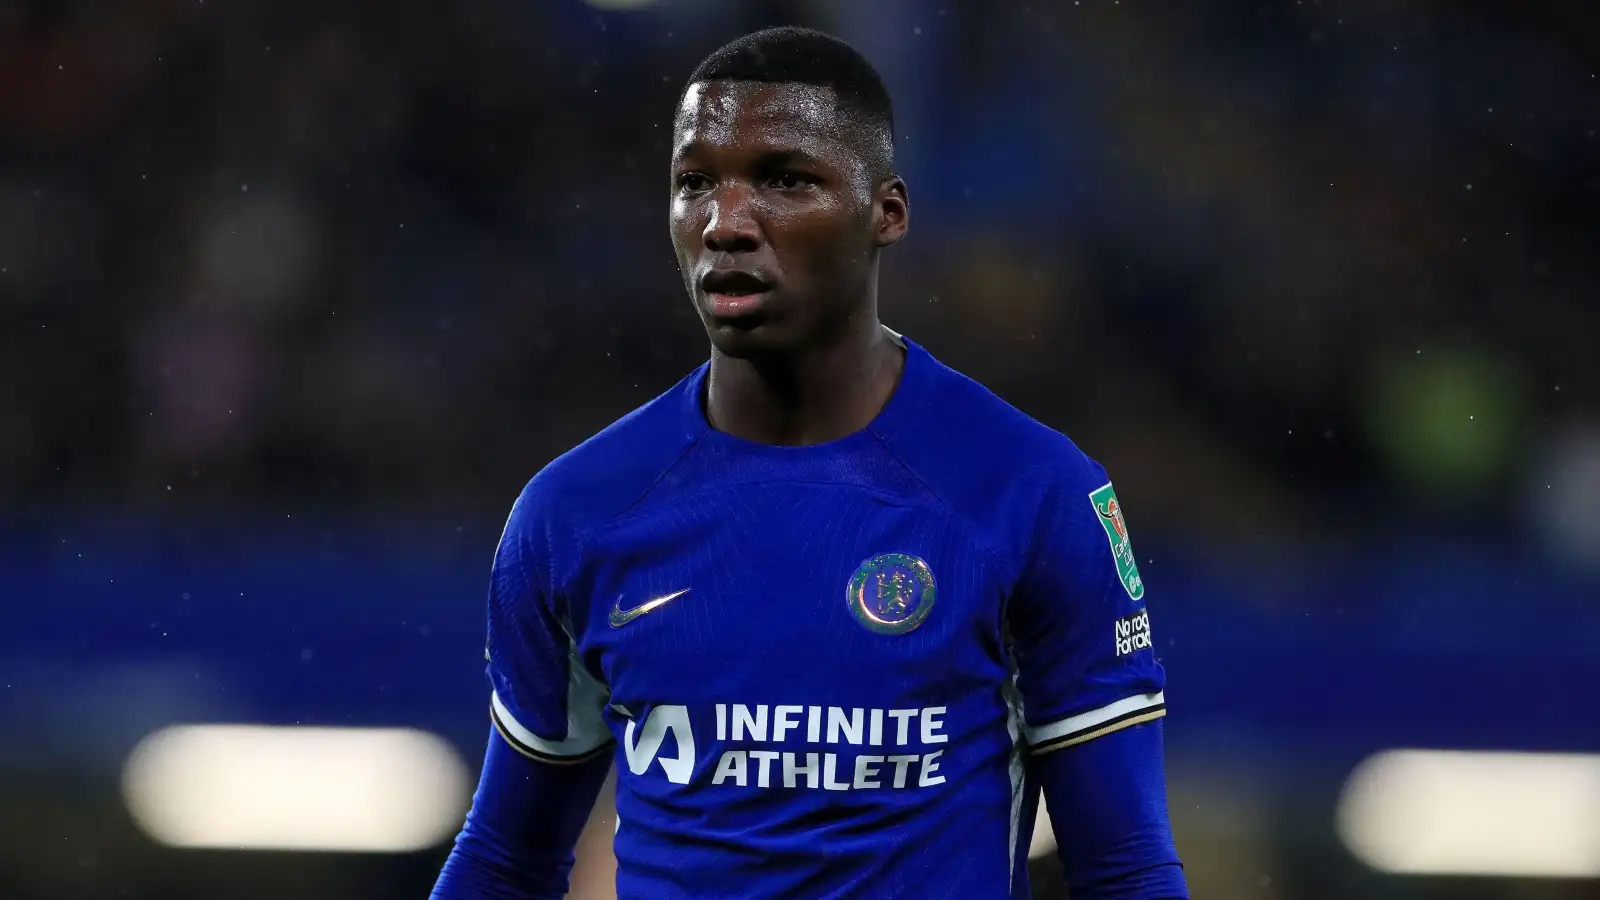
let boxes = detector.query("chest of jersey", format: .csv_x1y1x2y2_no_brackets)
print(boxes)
574,482,1007,705
571,482,1017,803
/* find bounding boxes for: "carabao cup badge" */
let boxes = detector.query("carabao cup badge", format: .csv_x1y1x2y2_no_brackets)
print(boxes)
1089,482,1145,601
847,553,937,635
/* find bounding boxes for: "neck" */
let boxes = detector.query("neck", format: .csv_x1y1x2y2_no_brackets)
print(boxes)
704,313,905,447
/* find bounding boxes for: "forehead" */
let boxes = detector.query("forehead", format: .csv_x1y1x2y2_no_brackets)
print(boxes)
672,81,852,163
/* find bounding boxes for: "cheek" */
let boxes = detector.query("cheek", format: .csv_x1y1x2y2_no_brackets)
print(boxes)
771,203,867,271
799,217,873,272
668,214,698,260
779,238,868,303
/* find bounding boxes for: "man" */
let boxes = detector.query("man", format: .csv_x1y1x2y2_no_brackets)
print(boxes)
432,26,1188,900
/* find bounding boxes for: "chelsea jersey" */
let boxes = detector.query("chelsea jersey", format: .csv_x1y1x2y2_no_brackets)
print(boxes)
485,334,1167,899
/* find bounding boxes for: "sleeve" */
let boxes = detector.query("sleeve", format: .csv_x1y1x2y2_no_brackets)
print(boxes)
1008,457,1167,755
1032,720,1189,899
430,727,612,900
486,482,614,764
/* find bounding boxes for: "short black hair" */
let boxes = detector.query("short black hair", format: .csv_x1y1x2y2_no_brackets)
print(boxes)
683,26,895,179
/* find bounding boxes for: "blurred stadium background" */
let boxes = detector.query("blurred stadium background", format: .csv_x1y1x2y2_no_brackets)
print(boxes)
3,0,1597,897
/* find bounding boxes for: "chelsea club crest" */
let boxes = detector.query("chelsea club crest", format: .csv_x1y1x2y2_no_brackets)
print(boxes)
847,553,937,635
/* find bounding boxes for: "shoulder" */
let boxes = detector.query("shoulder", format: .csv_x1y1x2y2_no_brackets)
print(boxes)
879,343,1110,552
506,368,706,542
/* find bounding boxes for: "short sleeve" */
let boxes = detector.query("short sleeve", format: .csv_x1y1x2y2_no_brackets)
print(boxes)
1007,457,1167,755
485,483,613,764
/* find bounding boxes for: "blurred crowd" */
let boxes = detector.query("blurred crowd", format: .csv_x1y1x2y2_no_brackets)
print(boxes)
1,0,1595,559
1,4,1594,899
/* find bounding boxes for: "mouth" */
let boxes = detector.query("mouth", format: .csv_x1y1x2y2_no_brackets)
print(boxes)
699,268,774,319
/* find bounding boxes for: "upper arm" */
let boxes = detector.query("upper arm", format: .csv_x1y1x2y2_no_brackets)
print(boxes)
1007,456,1166,755
432,484,615,899
486,483,613,764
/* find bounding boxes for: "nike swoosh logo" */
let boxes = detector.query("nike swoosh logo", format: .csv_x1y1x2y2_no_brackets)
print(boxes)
609,588,691,628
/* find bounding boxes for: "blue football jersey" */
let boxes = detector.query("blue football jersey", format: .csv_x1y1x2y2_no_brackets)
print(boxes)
485,333,1167,899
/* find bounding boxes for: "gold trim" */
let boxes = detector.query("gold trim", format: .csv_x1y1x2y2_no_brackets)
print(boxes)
1029,708,1166,756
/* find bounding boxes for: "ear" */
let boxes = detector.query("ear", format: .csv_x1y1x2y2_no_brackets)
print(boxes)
873,177,909,248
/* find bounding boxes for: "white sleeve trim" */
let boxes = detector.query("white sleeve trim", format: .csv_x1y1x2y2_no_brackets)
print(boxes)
1024,691,1166,754
491,689,612,762
488,634,614,763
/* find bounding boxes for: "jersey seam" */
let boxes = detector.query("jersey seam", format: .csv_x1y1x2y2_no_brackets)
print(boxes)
865,426,1028,670
865,426,1024,587
593,477,946,535
556,427,710,596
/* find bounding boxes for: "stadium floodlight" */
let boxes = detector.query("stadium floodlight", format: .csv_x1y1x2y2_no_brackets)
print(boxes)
1337,749,1600,878
122,724,470,853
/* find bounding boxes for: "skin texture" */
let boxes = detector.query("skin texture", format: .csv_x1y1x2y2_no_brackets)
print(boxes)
668,80,910,446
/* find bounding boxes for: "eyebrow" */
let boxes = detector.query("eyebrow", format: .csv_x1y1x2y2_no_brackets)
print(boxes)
754,148,827,169
670,139,702,168
671,143,829,170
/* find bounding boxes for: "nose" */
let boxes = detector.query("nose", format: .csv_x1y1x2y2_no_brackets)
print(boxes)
703,185,761,254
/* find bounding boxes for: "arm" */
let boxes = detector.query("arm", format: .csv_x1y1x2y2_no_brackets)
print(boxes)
1009,462,1188,899
433,482,616,898
431,729,610,899
1032,721,1187,899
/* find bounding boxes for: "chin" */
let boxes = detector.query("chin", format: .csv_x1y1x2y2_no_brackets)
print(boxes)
706,324,789,360
703,317,807,360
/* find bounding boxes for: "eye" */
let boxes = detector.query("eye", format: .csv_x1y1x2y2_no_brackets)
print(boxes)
767,171,817,191
675,172,712,194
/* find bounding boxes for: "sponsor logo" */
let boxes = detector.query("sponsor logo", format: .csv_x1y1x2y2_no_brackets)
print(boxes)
846,553,937,635
618,703,950,792
1114,610,1152,656
623,705,696,784
1089,483,1145,601
610,588,691,628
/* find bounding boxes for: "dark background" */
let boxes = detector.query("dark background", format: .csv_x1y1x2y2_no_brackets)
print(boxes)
2,0,1597,897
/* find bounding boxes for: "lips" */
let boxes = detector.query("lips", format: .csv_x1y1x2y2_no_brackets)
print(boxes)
699,268,774,320
700,269,771,296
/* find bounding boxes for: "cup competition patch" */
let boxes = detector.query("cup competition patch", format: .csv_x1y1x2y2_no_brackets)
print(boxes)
1089,482,1145,601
